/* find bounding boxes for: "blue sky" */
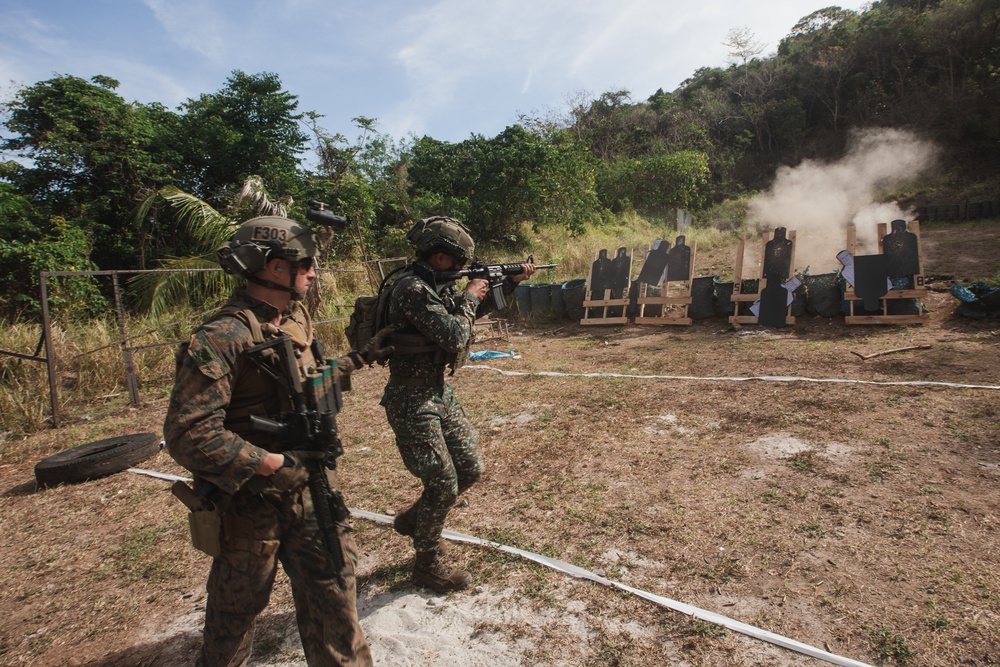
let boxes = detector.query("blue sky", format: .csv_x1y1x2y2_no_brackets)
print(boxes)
1,0,872,145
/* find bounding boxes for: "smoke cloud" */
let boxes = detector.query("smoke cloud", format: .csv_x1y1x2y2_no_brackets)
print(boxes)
746,128,938,273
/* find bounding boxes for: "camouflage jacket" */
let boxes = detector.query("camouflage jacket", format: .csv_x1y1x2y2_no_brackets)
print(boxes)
163,289,315,495
385,260,514,379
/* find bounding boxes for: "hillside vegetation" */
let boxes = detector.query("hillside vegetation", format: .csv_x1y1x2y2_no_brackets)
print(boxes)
1,0,997,321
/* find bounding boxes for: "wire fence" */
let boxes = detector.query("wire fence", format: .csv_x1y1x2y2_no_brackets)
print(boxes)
0,260,406,427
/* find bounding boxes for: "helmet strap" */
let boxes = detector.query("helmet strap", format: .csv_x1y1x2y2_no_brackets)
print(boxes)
246,257,301,297
245,273,298,295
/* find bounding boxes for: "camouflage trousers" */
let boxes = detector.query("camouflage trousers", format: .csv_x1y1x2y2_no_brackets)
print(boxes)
197,475,373,667
381,383,483,552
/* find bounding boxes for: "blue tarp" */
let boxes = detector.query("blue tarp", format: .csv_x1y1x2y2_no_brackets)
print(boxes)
468,350,519,360
950,281,1000,318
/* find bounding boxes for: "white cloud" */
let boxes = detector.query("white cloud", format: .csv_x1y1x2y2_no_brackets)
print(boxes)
381,0,876,139
141,0,230,63
1,0,877,142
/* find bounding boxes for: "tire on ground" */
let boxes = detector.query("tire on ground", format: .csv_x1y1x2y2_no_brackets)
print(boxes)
34,432,162,488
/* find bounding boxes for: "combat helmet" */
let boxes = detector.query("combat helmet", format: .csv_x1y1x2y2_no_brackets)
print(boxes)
407,216,475,264
217,216,317,296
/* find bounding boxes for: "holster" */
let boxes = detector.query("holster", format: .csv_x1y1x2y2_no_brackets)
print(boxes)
172,480,224,558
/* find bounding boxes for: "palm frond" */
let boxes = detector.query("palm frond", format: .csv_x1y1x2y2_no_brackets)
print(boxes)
136,186,238,251
237,175,292,217
128,257,239,319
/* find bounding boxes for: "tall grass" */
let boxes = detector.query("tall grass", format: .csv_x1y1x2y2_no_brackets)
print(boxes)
0,266,369,438
0,212,751,439
480,212,743,282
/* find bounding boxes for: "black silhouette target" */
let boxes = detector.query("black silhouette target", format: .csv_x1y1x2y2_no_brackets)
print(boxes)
666,235,692,282
609,247,631,292
589,249,611,296
854,254,889,311
762,228,793,282
637,239,669,285
758,281,788,327
882,219,920,277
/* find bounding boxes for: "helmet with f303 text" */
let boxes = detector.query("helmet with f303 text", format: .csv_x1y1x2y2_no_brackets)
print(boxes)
217,216,317,278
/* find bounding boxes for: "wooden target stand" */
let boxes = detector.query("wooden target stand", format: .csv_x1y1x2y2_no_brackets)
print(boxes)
634,237,697,326
843,220,929,325
580,248,632,325
730,230,797,326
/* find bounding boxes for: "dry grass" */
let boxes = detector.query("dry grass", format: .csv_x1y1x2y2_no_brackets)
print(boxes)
0,267,368,442
500,213,738,283
0,221,998,666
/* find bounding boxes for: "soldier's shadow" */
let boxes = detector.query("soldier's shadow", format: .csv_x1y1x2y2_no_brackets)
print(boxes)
79,574,431,667
81,626,201,667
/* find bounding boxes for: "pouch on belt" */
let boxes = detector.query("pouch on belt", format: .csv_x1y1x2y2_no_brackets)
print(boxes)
172,480,223,558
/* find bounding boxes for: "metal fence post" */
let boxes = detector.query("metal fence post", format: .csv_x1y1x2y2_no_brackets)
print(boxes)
38,272,62,427
111,272,141,406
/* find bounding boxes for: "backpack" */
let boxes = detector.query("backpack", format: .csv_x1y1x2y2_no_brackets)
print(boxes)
344,266,406,353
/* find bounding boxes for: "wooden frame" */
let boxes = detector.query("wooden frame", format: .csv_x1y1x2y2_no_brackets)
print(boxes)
843,220,929,325
729,231,797,326
580,249,631,325
473,318,510,344
634,239,697,326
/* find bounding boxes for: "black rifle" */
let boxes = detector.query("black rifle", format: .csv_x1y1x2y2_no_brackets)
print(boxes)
435,256,556,310
244,334,350,584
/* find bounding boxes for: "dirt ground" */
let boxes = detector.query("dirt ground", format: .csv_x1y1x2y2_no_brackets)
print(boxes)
1,221,998,667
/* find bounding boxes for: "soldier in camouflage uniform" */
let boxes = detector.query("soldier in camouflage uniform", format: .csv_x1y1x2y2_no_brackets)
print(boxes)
381,217,535,592
164,216,373,667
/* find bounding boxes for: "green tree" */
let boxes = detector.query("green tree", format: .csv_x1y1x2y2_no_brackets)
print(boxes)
596,150,710,216
0,215,106,320
405,125,601,243
130,187,239,317
303,115,406,262
177,70,309,204
1,75,177,269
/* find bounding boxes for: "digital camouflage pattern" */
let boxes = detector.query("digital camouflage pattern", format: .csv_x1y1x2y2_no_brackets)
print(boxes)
380,260,514,553
164,288,373,667
382,383,483,551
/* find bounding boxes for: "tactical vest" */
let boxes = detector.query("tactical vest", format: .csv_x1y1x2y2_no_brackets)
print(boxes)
385,265,465,372
211,300,315,450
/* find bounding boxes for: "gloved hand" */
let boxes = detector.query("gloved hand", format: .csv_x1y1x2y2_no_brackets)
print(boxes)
267,453,310,492
337,343,395,372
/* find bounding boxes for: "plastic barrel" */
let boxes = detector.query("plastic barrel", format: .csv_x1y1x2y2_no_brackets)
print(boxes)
548,282,565,318
712,279,734,318
514,283,532,318
804,272,842,317
690,275,716,319
790,281,807,317
738,278,759,316
562,278,587,321
529,283,552,317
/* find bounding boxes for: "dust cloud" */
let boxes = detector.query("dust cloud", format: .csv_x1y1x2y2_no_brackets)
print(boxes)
747,128,938,273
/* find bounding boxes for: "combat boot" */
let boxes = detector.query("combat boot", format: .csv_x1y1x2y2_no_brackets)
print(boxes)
392,501,420,537
393,502,447,552
413,550,471,592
